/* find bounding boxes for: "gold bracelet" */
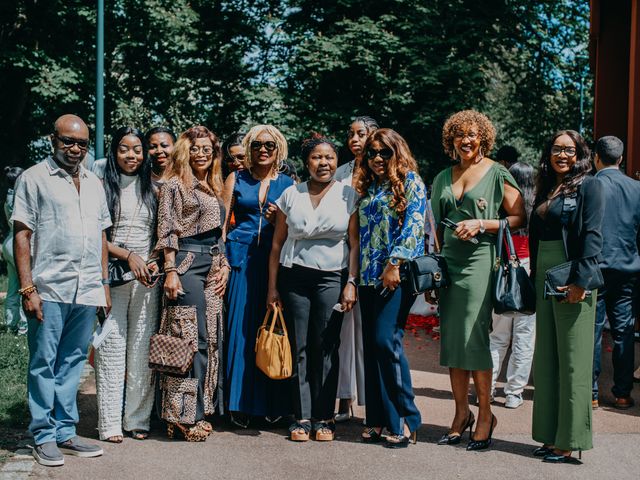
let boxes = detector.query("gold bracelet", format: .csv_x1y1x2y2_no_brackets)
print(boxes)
18,285,38,298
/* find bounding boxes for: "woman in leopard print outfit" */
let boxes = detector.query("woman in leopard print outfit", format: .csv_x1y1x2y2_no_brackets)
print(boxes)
154,126,230,441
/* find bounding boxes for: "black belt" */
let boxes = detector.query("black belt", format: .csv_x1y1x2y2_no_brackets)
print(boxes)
178,243,221,256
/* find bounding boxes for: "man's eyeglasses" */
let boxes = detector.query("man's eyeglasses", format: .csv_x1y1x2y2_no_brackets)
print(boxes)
365,148,393,161
250,141,277,152
189,146,214,155
551,146,576,157
54,134,89,150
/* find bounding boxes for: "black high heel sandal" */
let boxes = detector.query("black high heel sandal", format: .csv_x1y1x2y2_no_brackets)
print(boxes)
361,427,383,444
466,414,497,451
384,431,418,449
437,411,475,445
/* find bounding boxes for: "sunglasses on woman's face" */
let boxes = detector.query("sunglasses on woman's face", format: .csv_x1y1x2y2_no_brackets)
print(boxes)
250,141,277,152
365,148,393,160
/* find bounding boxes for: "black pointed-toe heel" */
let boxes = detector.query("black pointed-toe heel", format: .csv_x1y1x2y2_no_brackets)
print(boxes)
437,412,475,445
542,449,582,464
384,431,417,449
466,414,497,451
533,445,554,457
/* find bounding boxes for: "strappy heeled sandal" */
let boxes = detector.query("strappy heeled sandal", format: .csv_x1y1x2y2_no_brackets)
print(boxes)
167,422,210,442
361,427,383,444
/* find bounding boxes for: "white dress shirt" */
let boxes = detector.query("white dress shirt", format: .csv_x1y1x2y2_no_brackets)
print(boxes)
276,181,359,271
11,157,112,306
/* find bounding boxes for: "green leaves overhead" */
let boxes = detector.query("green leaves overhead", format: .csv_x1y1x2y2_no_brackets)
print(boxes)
1,0,592,177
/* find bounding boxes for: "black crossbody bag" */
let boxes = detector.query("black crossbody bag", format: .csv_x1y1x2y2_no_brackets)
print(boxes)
402,206,450,295
543,194,604,299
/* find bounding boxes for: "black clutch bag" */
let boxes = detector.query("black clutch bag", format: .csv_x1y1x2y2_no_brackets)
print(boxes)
543,261,603,300
492,219,536,316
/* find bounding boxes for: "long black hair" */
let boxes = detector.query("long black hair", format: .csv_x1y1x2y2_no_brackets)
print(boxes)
104,126,157,223
534,129,591,205
508,162,535,230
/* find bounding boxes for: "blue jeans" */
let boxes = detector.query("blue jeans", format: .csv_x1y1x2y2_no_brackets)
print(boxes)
592,270,638,400
27,301,96,445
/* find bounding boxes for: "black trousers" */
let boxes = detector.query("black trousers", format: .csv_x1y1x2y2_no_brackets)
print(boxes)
279,264,345,421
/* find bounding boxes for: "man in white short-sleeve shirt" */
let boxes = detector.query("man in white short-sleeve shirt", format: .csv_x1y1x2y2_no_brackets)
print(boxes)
12,114,111,467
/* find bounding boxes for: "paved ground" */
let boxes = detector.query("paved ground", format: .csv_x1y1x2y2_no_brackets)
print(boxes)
17,329,640,479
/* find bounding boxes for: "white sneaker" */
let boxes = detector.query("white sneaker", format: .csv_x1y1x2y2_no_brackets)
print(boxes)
505,394,523,409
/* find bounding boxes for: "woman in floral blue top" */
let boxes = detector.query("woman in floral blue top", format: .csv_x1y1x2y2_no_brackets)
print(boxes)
355,128,426,448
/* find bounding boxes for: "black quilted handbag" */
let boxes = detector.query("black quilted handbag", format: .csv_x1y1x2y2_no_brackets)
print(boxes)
493,219,536,316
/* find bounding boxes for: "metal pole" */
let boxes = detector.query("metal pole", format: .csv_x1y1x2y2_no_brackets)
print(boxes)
579,72,584,135
96,0,105,159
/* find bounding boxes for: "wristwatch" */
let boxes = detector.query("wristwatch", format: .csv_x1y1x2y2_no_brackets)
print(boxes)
389,257,403,267
478,220,486,234
347,275,358,287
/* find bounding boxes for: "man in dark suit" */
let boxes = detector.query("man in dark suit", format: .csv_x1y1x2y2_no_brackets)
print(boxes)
592,136,640,409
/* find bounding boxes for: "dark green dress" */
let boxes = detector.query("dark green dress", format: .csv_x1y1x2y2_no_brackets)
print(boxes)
431,162,519,370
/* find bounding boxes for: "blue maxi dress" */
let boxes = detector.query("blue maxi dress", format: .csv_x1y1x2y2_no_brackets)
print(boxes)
225,169,294,416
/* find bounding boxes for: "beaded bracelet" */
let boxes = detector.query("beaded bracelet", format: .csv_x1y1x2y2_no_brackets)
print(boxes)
18,285,38,298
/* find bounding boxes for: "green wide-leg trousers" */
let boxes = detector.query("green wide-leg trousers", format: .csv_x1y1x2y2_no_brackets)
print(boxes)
532,240,595,451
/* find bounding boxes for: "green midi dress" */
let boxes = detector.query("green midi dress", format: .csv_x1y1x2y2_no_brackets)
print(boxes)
532,240,595,451
431,162,519,371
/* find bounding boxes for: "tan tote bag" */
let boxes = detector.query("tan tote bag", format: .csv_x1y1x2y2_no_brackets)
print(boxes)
255,305,292,380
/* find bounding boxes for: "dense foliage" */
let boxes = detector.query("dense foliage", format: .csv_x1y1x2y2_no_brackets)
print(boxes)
0,0,591,177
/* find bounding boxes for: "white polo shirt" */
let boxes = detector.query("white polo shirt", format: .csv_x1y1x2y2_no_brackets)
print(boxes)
11,157,112,306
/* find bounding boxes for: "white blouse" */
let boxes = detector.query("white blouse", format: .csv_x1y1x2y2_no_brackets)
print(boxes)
276,181,359,271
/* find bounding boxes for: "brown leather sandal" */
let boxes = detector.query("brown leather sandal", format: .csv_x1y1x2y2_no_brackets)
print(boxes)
289,421,311,442
313,421,335,441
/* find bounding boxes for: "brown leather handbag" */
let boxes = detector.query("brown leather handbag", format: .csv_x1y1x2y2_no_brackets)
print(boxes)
148,333,195,376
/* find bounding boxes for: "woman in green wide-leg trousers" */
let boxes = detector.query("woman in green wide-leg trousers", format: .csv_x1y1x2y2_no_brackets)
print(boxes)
532,240,595,451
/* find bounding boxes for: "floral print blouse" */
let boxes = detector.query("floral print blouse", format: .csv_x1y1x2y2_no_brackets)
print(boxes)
155,176,226,252
359,170,427,286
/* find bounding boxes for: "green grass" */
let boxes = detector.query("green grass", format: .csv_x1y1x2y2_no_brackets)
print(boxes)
0,275,30,461
0,330,29,429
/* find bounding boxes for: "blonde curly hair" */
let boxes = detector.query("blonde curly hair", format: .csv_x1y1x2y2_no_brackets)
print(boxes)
442,110,496,160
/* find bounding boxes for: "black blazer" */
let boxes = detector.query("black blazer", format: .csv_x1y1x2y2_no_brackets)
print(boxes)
530,175,604,289
595,168,640,273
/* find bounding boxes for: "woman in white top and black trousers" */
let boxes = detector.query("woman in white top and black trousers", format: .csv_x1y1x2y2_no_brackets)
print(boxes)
268,134,360,442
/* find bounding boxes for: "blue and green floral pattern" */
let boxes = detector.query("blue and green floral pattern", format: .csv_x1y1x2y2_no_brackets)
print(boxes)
359,171,427,285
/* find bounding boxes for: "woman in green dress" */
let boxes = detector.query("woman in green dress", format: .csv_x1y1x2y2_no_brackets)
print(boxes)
431,110,525,451
529,130,603,464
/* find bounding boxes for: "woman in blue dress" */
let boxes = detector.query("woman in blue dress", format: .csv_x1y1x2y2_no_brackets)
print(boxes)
223,125,295,428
